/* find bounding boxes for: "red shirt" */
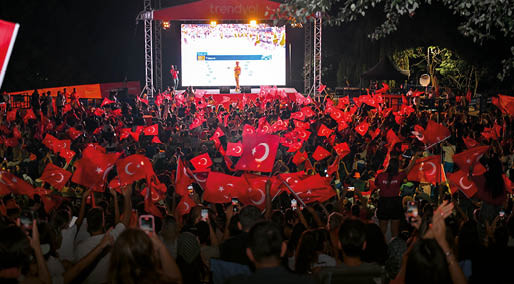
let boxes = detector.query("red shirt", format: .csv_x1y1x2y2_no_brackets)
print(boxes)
170,69,178,79
375,171,407,197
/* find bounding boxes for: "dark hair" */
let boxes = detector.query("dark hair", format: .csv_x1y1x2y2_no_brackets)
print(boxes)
0,226,32,271
338,218,366,257
239,205,262,231
109,229,171,284
484,156,505,198
295,229,332,274
247,221,283,262
86,207,104,234
195,221,210,245
362,223,388,264
386,158,400,178
405,239,451,284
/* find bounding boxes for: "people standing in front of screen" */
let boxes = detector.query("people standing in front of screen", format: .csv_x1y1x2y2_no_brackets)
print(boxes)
234,61,241,92
170,65,179,90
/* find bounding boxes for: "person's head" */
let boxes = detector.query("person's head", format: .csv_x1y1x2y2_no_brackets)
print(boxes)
327,212,344,232
109,229,162,284
484,155,506,198
159,215,178,241
338,218,366,258
246,221,285,266
238,205,262,232
387,158,400,176
362,223,387,264
235,61,239,66
0,225,32,273
405,239,451,284
86,207,105,235
295,228,332,274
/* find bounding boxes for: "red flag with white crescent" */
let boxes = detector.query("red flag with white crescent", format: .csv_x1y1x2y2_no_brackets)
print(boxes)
235,134,280,172
40,163,72,190
226,142,243,157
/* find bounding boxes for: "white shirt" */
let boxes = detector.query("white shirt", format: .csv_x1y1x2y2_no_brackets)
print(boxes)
57,224,77,262
74,223,125,284
47,256,65,284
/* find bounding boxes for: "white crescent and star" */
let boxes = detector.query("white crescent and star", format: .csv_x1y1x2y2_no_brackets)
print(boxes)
125,162,135,175
199,158,208,166
425,162,437,176
183,201,190,212
51,173,64,183
103,165,114,181
250,188,265,205
459,177,473,190
233,145,242,154
253,143,270,162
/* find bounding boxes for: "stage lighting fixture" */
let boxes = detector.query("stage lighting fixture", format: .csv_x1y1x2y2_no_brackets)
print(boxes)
210,21,217,27
249,20,257,27
162,21,170,30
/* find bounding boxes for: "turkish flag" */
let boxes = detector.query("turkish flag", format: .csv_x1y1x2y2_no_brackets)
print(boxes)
59,148,76,164
301,107,315,118
0,20,19,88
293,151,308,165
407,155,443,184
327,156,341,176
143,124,158,136
312,146,331,161
63,104,72,114
140,186,165,203
0,171,34,197
71,147,121,190
497,95,514,116
93,108,104,117
23,109,36,124
190,153,213,170
7,109,16,122
317,124,334,137
53,139,71,155
257,120,272,134
386,129,401,149
338,121,348,131
235,134,280,172
144,197,162,218
503,174,513,194
279,171,307,191
204,172,245,203
189,116,205,130
226,142,243,157
328,107,345,122
175,158,194,197
100,97,116,107
210,127,225,140
462,137,479,149
116,154,154,185
40,163,72,190
271,118,288,133
448,170,477,198
151,136,162,144
176,195,195,216
293,174,335,204
119,128,131,140
318,84,326,93
294,128,311,141
453,146,489,176
42,134,58,153
293,120,310,131
291,111,306,121
12,126,21,139
243,124,256,136
67,127,83,140
130,126,144,142
370,128,381,140
333,142,351,157
375,82,390,94
337,96,350,108
424,120,450,145
355,121,369,136
238,174,277,209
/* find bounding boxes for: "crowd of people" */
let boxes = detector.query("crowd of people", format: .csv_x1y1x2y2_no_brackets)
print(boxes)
0,84,513,284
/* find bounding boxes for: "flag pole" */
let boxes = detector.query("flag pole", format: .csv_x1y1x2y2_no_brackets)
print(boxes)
278,176,307,208
424,135,451,151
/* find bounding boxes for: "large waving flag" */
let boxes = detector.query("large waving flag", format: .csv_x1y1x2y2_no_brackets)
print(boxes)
0,20,19,88
235,134,280,172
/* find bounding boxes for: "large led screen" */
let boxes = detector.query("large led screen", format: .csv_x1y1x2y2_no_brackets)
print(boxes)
181,24,286,87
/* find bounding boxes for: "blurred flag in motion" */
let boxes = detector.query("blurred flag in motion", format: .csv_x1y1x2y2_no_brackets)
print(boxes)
0,20,19,88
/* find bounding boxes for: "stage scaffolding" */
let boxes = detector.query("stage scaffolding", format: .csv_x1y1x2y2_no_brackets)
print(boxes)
137,0,323,99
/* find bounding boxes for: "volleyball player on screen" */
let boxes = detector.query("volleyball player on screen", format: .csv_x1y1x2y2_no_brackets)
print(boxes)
234,61,241,92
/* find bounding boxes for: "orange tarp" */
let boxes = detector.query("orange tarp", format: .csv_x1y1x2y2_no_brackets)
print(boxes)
7,81,140,99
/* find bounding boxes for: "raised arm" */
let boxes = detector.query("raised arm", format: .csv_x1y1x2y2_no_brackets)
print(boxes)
76,188,92,230
109,188,120,224
120,185,133,227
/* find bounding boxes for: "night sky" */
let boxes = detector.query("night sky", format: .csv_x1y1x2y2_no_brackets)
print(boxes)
0,1,149,92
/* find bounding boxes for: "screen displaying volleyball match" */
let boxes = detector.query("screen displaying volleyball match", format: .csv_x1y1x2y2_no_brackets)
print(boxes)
181,23,286,87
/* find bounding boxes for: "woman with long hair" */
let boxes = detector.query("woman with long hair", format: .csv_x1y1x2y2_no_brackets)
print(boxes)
474,155,507,223
108,228,182,284
375,155,417,238
294,228,336,274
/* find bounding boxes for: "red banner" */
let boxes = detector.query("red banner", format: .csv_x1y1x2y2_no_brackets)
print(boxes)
0,19,19,88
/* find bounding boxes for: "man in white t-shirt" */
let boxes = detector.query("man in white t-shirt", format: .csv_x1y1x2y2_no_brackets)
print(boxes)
74,187,132,284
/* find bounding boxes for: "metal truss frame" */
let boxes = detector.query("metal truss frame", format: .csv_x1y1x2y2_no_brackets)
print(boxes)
303,22,312,94
312,14,322,97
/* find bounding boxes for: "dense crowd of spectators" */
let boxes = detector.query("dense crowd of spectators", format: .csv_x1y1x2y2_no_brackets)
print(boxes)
0,85,513,284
